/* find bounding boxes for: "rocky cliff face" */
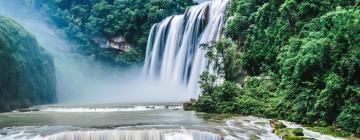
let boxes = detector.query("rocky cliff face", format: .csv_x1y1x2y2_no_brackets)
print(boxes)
94,36,131,52
0,15,56,112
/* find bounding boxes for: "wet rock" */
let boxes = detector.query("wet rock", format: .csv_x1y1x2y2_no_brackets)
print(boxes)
292,128,304,136
18,108,40,112
270,120,314,140
276,128,314,140
270,120,286,129
183,98,196,111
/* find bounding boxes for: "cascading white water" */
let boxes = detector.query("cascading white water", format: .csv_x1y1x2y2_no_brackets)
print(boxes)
143,0,229,96
0,129,223,140
48,129,223,140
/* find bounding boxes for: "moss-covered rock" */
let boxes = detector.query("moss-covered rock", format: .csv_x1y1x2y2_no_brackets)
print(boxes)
270,120,315,140
270,120,287,129
292,128,305,136
275,128,314,140
0,15,56,112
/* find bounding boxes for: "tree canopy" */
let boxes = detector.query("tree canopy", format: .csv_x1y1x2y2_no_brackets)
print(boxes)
0,15,56,112
33,0,193,67
195,0,360,134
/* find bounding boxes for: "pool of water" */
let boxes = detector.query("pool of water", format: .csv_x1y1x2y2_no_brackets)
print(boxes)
0,103,342,140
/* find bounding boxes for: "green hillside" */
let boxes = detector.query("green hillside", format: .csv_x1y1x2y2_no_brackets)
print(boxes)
0,15,56,112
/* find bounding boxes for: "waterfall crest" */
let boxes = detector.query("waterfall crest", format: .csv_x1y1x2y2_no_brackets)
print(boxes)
1,129,223,140
143,0,229,96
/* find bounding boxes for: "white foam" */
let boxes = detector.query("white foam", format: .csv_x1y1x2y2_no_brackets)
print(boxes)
164,132,194,140
224,116,345,140
0,129,222,140
0,131,43,140
225,116,281,140
281,121,344,140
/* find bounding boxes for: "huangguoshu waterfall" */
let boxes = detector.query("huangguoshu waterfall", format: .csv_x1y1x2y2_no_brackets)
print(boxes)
143,0,229,95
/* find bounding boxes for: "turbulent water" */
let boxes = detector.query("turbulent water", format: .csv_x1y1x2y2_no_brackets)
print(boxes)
0,104,342,140
0,128,223,140
143,0,229,96
0,103,279,140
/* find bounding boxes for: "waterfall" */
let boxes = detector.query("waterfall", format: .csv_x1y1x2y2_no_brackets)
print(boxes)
143,0,229,96
0,129,224,140
46,129,223,140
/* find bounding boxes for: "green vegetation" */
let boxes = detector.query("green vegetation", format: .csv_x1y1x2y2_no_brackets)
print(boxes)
183,98,196,110
271,120,287,129
194,0,360,135
0,15,56,112
195,113,234,123
28,0,193,67
306,126,353,138
275,128,314,140
270,120,314,140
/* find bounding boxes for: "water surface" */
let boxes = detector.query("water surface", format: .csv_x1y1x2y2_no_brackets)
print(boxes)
0,103,342,140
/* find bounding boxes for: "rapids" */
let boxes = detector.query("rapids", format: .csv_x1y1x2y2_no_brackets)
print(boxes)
0,104,343,140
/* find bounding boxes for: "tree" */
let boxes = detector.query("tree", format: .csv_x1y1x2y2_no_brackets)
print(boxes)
202,39,243,83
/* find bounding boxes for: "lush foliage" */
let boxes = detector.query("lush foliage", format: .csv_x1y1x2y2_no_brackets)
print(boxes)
28,0,193,67
306,126,353,138
195,0,360,134
201,39,243,82
0,15,56,112
277,8,360,130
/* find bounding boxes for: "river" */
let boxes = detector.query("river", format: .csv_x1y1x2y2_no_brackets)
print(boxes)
0,103,343,140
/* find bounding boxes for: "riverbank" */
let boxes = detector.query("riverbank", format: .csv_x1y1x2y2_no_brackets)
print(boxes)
189,111,360,140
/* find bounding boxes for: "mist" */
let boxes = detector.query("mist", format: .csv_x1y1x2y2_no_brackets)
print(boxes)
0,0,193,104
